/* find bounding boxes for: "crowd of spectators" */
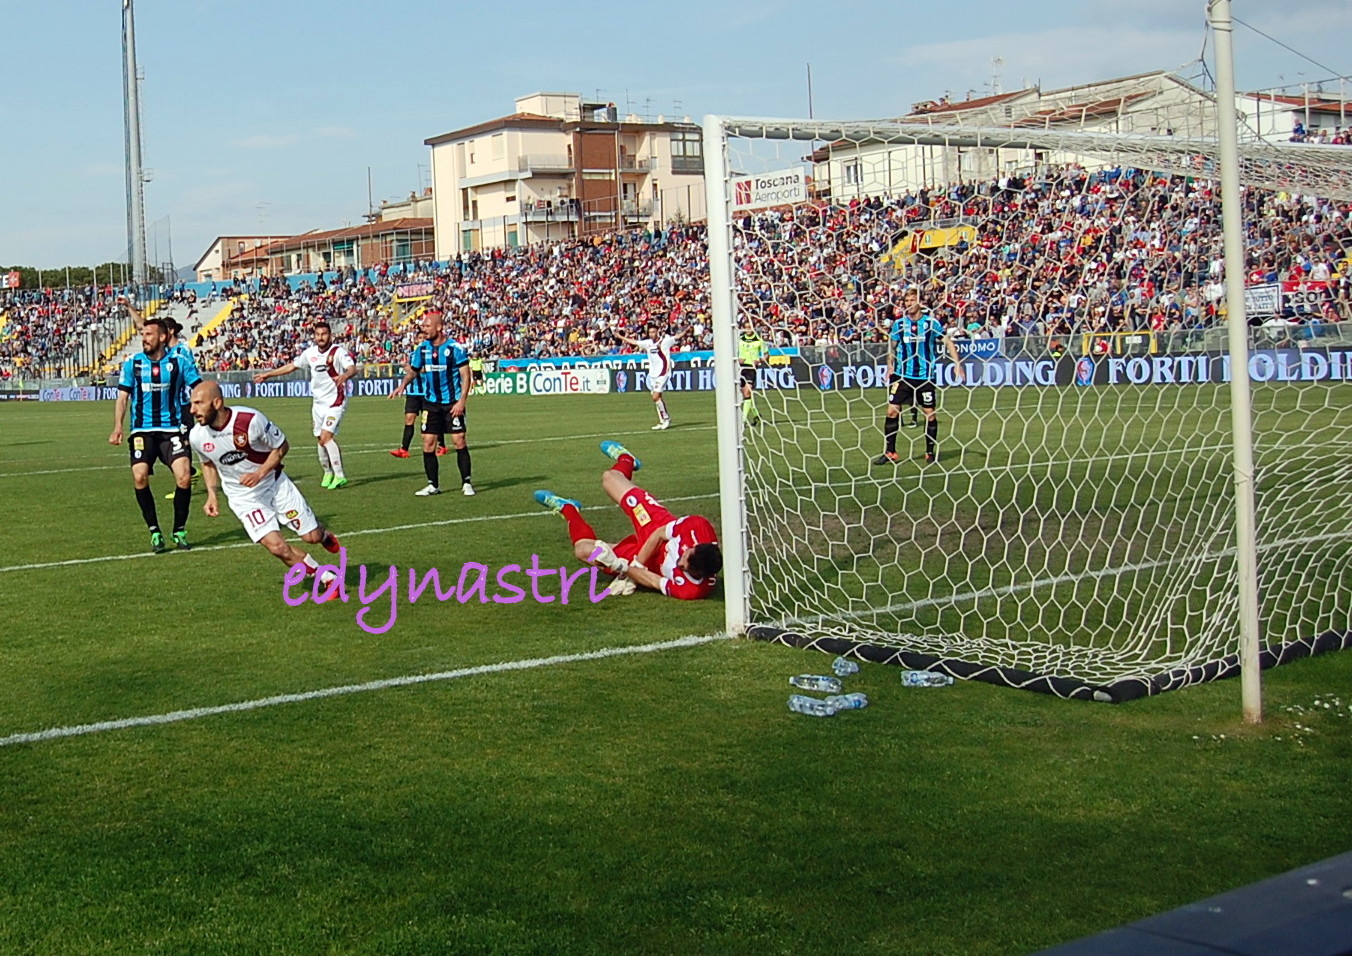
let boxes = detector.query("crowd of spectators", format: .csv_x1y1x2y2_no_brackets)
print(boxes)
1289,121,1352,145
5,162,1351,382
0,287,133,381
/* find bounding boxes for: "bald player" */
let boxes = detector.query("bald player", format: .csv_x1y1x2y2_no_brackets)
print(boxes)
188,381,343,597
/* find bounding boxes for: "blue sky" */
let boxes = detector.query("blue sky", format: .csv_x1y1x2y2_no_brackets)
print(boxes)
1,0,1348,271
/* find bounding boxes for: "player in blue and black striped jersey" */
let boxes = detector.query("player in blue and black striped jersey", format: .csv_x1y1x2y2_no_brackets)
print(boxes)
122,299,203,498
109,318,203,552
389,365,447,460
874,286,964,466
390,311,474,497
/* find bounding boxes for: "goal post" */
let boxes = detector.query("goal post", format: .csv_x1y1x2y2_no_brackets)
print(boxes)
703,112,1352,703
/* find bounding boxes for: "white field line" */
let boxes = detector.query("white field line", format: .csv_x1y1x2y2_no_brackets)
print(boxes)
0,425,715,478
0,633,733,749
0,492,720,574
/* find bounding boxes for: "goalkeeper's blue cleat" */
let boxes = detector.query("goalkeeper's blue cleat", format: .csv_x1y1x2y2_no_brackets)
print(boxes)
599,441,641,471
534,490,581,513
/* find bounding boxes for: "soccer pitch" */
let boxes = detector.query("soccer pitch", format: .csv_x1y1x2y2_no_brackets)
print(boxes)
1,391,1349,954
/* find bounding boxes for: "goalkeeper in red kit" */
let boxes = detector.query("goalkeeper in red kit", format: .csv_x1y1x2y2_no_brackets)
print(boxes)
534,441,722,599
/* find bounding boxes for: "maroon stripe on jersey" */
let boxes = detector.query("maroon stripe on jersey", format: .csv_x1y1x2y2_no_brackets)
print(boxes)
232,410,273,464
326,345,344,407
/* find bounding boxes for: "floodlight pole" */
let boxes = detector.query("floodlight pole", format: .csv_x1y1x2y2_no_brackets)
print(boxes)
1210,0,1263,723
122,0,148,289
703,114,749,637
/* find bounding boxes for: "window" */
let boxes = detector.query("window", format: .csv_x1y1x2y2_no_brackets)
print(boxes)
843,161,862,186
491,133,504,160
670,130,702,174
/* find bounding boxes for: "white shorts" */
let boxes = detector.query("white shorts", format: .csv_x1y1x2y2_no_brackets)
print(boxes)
229,472,321,543
648,374,670,394
312,403,346,437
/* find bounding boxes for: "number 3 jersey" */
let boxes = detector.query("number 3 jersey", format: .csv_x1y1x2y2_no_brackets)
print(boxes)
189,405,287,499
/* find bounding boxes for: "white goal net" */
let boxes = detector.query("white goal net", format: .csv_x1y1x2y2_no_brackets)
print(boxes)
704,114,1352,701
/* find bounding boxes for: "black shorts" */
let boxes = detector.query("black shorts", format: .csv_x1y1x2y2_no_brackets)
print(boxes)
887,376,937,410
421,403,466,436
404,394,424,415
471,370,484,385
129,430,190,471
740,366,756,388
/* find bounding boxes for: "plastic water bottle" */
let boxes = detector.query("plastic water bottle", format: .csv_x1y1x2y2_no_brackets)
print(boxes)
831,656,860,677
788,694,838,717
790,674,842,693
825,692,868,710
901,670,954,688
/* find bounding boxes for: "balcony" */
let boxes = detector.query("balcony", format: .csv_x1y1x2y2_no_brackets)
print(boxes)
521,200,582,222
517,154,573,173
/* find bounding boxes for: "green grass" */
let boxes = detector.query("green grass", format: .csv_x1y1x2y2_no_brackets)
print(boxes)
0,390,1350,955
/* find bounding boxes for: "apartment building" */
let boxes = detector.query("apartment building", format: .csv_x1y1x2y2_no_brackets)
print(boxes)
424,92,705,257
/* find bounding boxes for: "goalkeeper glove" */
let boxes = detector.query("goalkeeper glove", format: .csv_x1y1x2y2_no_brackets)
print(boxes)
587,541,630,575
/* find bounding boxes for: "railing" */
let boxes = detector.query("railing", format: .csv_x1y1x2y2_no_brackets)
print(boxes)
521,201,581,222
517,154,573,173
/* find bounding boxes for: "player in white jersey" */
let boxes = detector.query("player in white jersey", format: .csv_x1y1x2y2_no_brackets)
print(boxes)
188,381,344,599
617,322,688,430
253,322,358,489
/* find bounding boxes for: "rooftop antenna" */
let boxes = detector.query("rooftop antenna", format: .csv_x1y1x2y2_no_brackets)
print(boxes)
991,56,1005,94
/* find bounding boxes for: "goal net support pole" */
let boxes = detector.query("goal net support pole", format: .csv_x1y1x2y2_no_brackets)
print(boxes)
1211,0,1263,723
704,113,750,636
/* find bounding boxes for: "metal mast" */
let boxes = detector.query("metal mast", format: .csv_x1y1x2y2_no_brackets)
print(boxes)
122,0,148,287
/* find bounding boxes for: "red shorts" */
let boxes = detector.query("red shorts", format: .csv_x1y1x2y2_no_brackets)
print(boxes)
612,486,675,564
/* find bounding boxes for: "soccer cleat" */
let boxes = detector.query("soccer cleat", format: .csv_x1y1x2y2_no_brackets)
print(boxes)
534,490,580,513
873,451,901,465
329,476,348,489
462,481,476,497
150,531,166,554
599,441,642,471
651,421,670,430
389,448,410,459
436,446,448,456
322,532,343,554
414,484,441,496
320,473,335,489
172,530,192,551
314,570,340,604
925,452,937,464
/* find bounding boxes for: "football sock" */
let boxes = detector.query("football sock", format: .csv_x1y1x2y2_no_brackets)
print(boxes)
438,432,447,450
326,441,345,479
456,447,472,483
612,454,636,481
135,486,160,531
655,398,669,423
925,419,938,456
317,442,333,475
560,503,596,545
423,451,439,487
301,553,320,573
884,416,899,454
172,486,191,533
401,424,415,451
